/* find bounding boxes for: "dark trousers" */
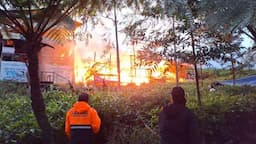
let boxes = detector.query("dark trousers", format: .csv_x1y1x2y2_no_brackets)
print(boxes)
70,129,93,144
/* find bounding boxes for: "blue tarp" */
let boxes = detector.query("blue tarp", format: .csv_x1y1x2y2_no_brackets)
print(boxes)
220,75,256,86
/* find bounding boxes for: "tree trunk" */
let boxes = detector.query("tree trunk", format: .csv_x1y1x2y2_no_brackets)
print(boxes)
27,44,55,144
0,33,2,57
0,33,2,71
191,32,202,107
114,1,121,88
231,54,236,86
200,63,203,87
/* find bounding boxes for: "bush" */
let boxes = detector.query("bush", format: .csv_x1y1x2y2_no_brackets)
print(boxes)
1,82,256,144
0,82,75,144
192,85,256,144
0,82,38,144
89,83,167,144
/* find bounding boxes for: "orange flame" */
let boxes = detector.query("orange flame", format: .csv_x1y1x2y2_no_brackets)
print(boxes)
73,42,190,87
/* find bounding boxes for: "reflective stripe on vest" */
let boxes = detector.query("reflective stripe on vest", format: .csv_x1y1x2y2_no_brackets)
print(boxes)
71,125,91,130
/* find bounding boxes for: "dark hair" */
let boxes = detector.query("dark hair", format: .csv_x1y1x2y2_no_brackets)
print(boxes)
78,93,89,102
171,86,186,104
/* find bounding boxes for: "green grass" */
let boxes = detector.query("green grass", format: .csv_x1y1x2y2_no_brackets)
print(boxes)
1,76,256,144
202,68,256,80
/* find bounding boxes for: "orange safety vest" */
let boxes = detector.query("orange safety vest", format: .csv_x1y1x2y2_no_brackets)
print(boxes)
65,101,101,138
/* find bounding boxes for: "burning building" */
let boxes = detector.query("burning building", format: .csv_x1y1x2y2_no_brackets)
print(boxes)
0,20,80,86
0,20,191,89
0,34,76,86
74,36,192,87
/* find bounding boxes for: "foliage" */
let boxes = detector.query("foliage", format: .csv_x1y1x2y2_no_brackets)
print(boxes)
0,1,116,143
203,69,256,80
0,82,37,144
1,81,256,144
197,85,256,143
90,83,169,143
0,82,76,144
197,0,256,49
43,90,76,129
198,0,256,35
124,0,254,69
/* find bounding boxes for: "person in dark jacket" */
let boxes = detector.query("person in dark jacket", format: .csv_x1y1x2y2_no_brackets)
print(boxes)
159,86,201,144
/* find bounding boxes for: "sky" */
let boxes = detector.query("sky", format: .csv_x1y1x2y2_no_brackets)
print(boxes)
75,8,256,70
207,34,254,69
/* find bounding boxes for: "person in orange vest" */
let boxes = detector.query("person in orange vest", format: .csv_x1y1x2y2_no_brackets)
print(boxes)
65,93,101,144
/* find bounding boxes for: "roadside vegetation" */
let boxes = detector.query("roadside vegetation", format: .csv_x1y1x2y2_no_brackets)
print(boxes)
1,1,256,143
201,69,256,81
1,69,256,144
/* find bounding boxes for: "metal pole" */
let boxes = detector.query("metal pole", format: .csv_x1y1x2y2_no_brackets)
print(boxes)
114,1,121,88
132,40,136,77
173,16,179,86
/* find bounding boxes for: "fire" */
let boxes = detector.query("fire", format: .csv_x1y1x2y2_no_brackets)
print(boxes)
120,69,150,86
73,46,150,86
60,53,65,58
73,39,190,87
74,45,88,83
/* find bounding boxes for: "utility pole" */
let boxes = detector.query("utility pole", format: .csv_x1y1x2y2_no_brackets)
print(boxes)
173,16,179,86
114,1,121,88
132,40,136,77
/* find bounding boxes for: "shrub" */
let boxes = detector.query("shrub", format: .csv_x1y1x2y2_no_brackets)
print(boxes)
1,81,256,144
0,82,38,144
0,82,75,144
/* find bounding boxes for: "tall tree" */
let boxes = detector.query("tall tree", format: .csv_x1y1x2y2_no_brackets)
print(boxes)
241,47,256,70
0,0,144,142
198,0,256,42
0,0,101,143
210,33,245,85
123,7,183,84
123,0,205,106
164,0,202,106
